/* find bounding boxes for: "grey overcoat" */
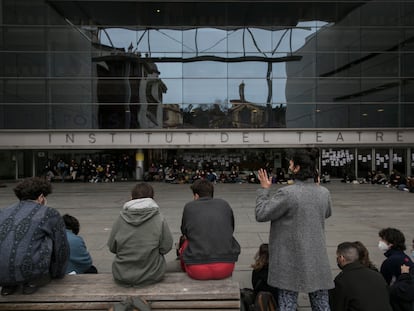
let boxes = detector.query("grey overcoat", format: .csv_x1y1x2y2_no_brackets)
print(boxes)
256,179,334,293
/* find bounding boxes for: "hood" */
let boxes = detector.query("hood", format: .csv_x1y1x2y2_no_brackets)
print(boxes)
120,198,160,226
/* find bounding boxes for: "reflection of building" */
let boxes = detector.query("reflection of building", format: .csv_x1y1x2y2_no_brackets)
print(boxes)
94,52,166,129
163,104,182,128
1,1,414,180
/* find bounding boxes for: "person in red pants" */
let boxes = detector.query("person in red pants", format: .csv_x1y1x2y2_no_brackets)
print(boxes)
179,179,240,280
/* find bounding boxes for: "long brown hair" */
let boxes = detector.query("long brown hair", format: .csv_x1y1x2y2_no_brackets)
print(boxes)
251,243,269,270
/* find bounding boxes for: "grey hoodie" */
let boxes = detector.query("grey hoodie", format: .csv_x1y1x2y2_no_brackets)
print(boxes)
107,198,173,287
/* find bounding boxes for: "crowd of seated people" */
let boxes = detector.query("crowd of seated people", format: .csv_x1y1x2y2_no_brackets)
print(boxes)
41,156,135,183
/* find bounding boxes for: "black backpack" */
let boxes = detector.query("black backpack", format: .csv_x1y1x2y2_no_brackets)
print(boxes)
240,289,277,311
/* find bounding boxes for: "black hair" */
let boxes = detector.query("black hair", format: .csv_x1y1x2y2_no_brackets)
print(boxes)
379,227,406,251
131,183,154,199
13,177,52,201
286,148,319,181
191,179,214,198
63,214,80,235
337,242,359,262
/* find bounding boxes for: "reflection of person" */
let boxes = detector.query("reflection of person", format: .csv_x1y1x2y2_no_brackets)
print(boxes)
378,227,414,285
63,214,97,274
255,148,333,310
0,177,69,296
329,242,393,311
179,179,240,280
107,183,173,286
251,243,278,301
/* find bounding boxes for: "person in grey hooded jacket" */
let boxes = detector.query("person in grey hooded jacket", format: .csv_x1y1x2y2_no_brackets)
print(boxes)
107,182,173,287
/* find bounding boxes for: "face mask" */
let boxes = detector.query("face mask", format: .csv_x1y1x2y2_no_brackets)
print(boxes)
378,241,389,252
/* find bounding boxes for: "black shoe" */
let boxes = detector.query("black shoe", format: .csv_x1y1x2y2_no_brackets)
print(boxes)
22,274,51,295
22,283,38,295
1,285,19,296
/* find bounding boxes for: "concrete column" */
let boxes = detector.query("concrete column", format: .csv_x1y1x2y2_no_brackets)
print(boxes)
135,149,144,181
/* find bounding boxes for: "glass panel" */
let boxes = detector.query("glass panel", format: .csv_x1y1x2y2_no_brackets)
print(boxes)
360,2,401,26
228,62,268,79
159,78,183,104
1,52,47,77
228,79,268,105
360,29,402,52
3,26,46,51
183,61,227,78
183,78,227,105
392,148,406,177
183,28,227,54
49,27,92,51
4,79,46,103
50,79,93,103
374,148,390,176
357,148,372,181
321,148,355,179
2,104,48,129
316,27,361,52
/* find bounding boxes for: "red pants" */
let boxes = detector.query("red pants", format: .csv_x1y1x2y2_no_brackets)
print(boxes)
179,239,235,280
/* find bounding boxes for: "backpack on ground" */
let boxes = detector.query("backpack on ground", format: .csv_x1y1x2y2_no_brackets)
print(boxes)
240,289,277,311
108,296,151,311
254,291,277,311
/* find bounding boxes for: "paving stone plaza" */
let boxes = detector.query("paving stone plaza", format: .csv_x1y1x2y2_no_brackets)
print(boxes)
0,181,413,310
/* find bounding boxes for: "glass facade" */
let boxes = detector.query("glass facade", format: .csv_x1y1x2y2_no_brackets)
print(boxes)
2,0,414,129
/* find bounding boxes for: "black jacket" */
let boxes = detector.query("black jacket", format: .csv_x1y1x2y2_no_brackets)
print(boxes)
180,197,240,264
329,261,393,311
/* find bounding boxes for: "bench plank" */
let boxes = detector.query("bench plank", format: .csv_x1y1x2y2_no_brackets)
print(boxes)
0,273,240,311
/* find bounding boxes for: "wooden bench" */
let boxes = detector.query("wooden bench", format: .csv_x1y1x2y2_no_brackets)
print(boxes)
0,272,240,311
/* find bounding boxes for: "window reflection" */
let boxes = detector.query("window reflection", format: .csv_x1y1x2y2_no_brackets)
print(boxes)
2,1,414,129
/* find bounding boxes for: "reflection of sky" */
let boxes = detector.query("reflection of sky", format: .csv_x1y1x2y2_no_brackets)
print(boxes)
99,21,328,106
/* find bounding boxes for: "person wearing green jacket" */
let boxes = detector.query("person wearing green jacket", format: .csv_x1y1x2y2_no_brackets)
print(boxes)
107,183,173,287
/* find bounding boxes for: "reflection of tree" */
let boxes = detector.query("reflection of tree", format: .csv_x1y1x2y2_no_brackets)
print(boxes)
182,102,231,128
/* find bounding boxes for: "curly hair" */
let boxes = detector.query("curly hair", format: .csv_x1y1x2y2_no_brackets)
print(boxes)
131,183,154,199
286,148,319,181
13,177,52,201
379,227,406,251
251,243,269,271
63,214,80,235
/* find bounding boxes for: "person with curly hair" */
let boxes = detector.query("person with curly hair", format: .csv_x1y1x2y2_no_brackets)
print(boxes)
378,227,414,285
0,177,69,296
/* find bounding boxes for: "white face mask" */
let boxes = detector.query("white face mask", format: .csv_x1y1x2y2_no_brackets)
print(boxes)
378,241,390,252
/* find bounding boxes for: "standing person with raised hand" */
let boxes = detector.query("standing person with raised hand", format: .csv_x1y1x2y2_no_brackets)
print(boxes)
0,177,69,296
255,148,333,311
107,182,173,287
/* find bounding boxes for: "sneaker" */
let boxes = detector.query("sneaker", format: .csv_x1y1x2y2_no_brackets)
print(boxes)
1,285,19,296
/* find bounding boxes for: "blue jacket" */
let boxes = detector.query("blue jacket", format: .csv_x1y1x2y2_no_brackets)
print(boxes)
65,230,93,274
381,248,414,285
